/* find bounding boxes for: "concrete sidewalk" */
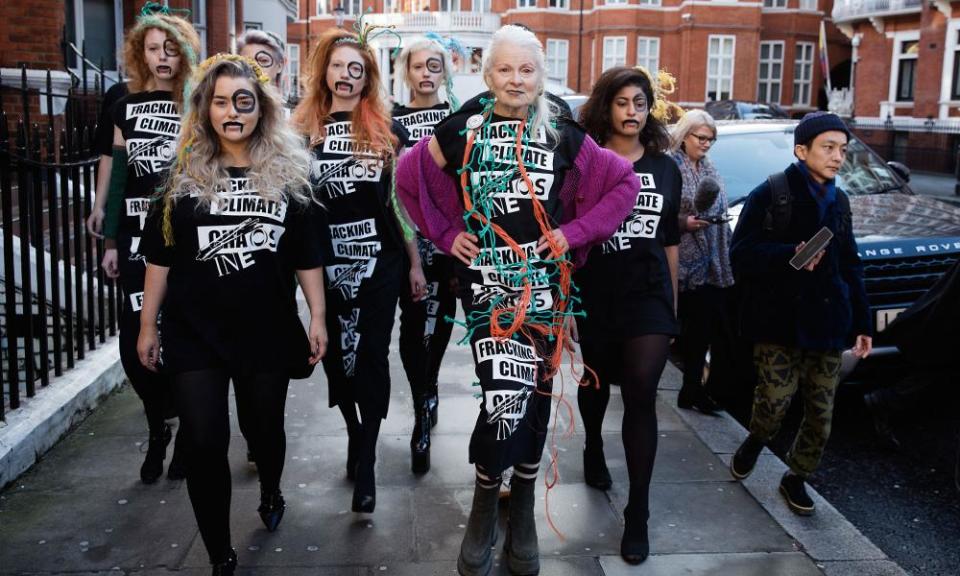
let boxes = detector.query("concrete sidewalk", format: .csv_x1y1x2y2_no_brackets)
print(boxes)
0,320,906,575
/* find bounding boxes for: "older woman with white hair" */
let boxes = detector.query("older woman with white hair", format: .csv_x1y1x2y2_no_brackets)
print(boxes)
669,109,735,414
397,24,638,576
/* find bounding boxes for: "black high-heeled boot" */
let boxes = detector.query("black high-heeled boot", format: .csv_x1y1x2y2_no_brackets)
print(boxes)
352,419,378,513
140,422,171,484
411,398,431,474
211,548,237,576
166,426,187,481
425,382,439,428
346,423,362,482
583,443,612,491
258,489,286,532
620,504,650,565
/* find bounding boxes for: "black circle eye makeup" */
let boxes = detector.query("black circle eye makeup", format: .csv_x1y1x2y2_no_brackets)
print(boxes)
634,97,648,111
347,61,364,80
163,39,181,58
254,50,275,69
232,89,257,114
426,57,443,74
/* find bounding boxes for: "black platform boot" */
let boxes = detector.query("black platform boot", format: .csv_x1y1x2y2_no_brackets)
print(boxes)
346,423,362,482
352,419,379,513
457,481,500,576
258,489,286,532
426,381,439,428
411,398,432,474
140,422,171,484
504,478,539,575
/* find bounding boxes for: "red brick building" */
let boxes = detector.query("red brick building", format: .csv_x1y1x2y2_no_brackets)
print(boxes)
834,0,960,172
288,0,850,112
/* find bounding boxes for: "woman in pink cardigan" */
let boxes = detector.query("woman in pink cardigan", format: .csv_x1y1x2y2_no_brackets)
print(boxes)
396,25,637,576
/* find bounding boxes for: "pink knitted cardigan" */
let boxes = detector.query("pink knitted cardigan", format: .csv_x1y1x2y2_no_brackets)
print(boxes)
395,135,638,269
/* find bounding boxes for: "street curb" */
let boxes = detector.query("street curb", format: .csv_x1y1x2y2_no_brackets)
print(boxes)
657,363,910,576
0,338,125,491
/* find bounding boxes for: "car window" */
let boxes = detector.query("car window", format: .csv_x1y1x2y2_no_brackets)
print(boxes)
708,128,903,203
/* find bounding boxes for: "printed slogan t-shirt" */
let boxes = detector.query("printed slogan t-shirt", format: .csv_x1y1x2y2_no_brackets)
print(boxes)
112,90,180,271
432,111,585,315
391,102,450,146
577,152,682,339
140,168,325,375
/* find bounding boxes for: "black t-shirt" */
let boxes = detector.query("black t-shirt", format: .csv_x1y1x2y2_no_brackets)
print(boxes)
310,111,409,300
112,90,180,259
95,81,129,156
432,109,585,312
577,152,681,338
391,102,450,146
140,167,325,374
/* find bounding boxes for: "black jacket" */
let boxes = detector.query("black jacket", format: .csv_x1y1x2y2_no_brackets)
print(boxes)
730,162,871,350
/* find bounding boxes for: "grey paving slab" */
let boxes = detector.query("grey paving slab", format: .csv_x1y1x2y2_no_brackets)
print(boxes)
819,559,910,576
179,485,416,569
0,484,198,573
600,551,823,576
358,556,606,575
659,388,747,455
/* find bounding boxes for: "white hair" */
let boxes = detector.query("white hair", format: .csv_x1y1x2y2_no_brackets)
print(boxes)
482,25,558,143
237,29,286,68
669,109,717,153
393,36,455,98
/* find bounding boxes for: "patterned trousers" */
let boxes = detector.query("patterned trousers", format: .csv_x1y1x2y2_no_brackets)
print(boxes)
749,343,842,477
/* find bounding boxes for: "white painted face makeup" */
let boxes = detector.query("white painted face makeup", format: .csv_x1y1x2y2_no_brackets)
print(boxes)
210,76,261,146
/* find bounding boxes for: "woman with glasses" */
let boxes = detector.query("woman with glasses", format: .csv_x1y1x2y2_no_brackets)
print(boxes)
669,109,735,414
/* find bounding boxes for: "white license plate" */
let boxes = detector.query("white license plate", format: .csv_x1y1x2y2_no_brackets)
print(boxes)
875,308,906,332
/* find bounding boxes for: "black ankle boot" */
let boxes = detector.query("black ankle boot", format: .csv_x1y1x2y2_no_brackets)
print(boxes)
779,471,815,516
583,444,612,491
411,398,432,475
352,446,376,513
140,423,172,484
504,479,539,575
458,481,501,576
211,548,237,576
258,489,286,532
730,434,765,480
677,384,720,415
346,425,362,482
426,382,439,428
620,504,649,565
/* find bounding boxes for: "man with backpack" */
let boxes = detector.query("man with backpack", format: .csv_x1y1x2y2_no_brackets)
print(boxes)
728,112,873,515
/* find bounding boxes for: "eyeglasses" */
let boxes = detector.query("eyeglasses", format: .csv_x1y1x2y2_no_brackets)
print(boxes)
689,133,717,145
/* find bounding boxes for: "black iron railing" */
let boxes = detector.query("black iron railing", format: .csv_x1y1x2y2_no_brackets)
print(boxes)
0,61,121,420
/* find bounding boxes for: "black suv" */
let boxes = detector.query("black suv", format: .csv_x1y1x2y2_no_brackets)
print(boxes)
709,121,960,380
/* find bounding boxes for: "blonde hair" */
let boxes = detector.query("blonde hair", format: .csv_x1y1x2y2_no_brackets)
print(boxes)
165,56,311,221
669,109,717,153
393,37,455,104
123,14,201,106
482,25,558,143
237,29,286,84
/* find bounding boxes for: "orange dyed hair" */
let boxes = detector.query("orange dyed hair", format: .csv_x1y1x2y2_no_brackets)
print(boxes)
291,28,397,159
122,14,201,107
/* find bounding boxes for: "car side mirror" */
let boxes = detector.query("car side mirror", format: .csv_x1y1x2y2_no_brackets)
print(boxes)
887,161,911,182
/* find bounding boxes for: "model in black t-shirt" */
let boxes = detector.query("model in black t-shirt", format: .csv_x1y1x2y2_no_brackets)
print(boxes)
138,55,326,574
291,28,424,516
391,36,457,476
86,80,128,238
95,13,200,488
576,66,683,566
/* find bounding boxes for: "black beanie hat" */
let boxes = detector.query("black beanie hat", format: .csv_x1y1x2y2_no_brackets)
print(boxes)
794,111,850,147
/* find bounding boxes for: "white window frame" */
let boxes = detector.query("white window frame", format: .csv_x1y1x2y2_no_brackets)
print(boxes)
889,32,920,104
548,0,569,8
286,43,300,99
798,0,818,10
706,35,736,101
938,20,960,118
636,37,659,73
793,41,815,106
473,0,492,11
546,39,569,90
757,41,784,104
602,36,627,72
605,0,628,4
762,0,788,7
517,0,537,7
440,0,462,10
316,0,326,15
638,0,662,5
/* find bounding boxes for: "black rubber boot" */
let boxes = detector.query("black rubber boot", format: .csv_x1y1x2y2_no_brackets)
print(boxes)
140,423,171,484
504,478,539,575
411,398,432,474
258,489,286,532
457,481,501,576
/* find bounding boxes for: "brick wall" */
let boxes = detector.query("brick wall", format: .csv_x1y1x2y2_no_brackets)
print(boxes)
0,0,66,70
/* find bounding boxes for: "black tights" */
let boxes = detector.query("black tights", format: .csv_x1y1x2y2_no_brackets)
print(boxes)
173,369,290,564
579,334,669,516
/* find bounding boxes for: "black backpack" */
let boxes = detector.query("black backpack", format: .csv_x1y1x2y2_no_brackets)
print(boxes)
762,171,851,239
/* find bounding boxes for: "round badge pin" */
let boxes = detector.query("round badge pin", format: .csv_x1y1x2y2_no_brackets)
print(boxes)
466,114,484,130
